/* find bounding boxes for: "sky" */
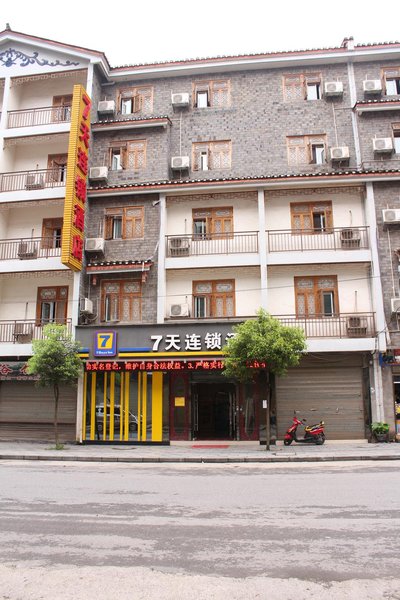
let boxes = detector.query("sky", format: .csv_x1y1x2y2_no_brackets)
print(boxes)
2,0,400,67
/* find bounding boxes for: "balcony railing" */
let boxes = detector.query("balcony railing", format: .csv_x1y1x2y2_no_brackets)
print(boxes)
275,313,375,338
0,236,61,261
7,105,72,128
0,168,66,193
166,232,259,257
0,319,72,343
267,227,369,252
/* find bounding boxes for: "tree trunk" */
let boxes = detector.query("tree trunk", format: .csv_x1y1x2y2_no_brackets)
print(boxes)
265,370,270,451
54,383,59,447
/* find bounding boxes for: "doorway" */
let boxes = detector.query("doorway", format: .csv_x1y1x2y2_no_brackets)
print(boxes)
192,382,236,440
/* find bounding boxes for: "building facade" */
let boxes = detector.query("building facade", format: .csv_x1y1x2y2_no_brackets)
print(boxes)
1,30,400,442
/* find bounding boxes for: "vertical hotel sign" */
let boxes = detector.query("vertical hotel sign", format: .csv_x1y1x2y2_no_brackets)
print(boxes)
61,84,91,271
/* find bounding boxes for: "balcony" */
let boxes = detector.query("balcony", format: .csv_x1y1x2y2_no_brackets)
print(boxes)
0,237,61,261
275,313,375,338
267,227,369,253
0,168,66,193
166,232,259,257
0,319,72,344
7,105,71,128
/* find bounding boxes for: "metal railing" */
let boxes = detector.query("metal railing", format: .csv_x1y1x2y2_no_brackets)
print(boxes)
0,236,62,261
0,168,66,193
267,227,369,252
166,232,259,257
274,313,375,338
7,105,72,128
0,319,72,343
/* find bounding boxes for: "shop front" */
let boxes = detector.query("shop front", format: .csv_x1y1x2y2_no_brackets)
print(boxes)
77,323,262,444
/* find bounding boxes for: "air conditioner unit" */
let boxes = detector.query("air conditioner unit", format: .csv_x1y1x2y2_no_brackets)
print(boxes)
89,166,108,182
171,93,190,107
391,298,400,313
346,316,368,337
171,156,190,170
25,174,44,190
340,228,361,248
169,237,190,256
17,241,38,259
324,81,344,96
363,79,382,93
80,298,94,314
13,322,33,343
330,146,350,161
85,238,105,253
373,138,394,153
169,303,190,317
97,100,115,115
382,209,400,224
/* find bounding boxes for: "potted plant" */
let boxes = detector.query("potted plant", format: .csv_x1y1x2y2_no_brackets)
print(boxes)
371,422,390,443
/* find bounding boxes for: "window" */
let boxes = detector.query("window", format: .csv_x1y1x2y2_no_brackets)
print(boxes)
193,280,235,318
287,135,327,167
104,206,144,240
295,276,338,317
47,154,67,183
192,207,233,239
290,202,332,233
36,286,68,324
283,74,321,101
392,124,400,154
192,141,232,171
193,80,230,108
41,218,63,249
109,141,146,170
383,68,400,96
52,95,72,122
118,87,153,114
101,280,141,322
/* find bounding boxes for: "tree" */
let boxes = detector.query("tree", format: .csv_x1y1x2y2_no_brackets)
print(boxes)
27,324,83,447
222,309,307,450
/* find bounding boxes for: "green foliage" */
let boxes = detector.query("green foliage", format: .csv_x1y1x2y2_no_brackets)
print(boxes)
371,422,389,434
27,324,83,387
222,309,307,381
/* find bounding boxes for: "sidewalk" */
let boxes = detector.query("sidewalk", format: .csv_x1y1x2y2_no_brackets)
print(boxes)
0,439,399,463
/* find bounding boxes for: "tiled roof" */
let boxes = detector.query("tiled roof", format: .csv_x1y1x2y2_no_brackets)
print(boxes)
88,168,400,194
93,115,171,126
354,98,400,106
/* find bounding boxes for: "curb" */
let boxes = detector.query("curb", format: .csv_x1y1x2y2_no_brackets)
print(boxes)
1,453,400,464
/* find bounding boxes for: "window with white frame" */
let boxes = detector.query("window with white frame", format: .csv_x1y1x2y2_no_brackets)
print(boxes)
287,135,327,167
283,73,322,101
382,68,400,96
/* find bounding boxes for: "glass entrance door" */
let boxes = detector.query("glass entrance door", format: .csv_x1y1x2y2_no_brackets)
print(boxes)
192,382,236,440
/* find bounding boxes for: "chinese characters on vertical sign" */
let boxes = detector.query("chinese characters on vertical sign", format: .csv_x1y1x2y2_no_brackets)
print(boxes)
61,85,91,271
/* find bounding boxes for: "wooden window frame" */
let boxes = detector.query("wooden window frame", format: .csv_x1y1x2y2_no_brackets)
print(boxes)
294,276,339,318
104,206,144,240
290,201,333,234
192,140,232,171
392,123,400,154
36,285,68,325
382,67,400,96
108,140,147,171
283,73,322,102
192,80,231,108
52,95,72,122
286,135,327,167
41,217,63,249
118,86,154,114
192,279,235,318
100,279,142,323
192,207,233,239
47,153,68,183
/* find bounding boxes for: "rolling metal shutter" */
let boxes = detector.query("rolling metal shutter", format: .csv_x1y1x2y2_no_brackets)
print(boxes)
0,382,77,442
275,355,366,440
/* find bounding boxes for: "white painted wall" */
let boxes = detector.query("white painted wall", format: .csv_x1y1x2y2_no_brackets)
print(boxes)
268,264,372,315
5,202,63,239
0,275,73,321
0,210,9,238
0,41,89,78
166,266,261,317
4,135,69,171
166,194,259,235
265,190,365,230
8,70,86,111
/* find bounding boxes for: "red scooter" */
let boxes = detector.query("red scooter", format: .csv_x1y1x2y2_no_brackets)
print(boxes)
284,414,325,445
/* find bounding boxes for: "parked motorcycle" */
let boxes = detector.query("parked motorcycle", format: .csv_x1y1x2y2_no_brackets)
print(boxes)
284,414,325,445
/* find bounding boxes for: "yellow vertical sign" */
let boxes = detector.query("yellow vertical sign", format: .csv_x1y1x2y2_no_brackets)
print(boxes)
61,84,91,271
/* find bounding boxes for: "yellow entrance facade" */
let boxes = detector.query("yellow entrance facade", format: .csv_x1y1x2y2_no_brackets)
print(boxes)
82,370,163,442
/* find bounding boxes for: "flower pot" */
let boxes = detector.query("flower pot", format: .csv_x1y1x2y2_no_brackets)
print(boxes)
374,432,389,443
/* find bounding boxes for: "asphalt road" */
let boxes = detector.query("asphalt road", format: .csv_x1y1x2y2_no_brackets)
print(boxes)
1,460,400,599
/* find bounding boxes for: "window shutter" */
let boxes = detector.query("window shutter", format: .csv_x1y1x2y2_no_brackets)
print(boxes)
104,216,113,240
